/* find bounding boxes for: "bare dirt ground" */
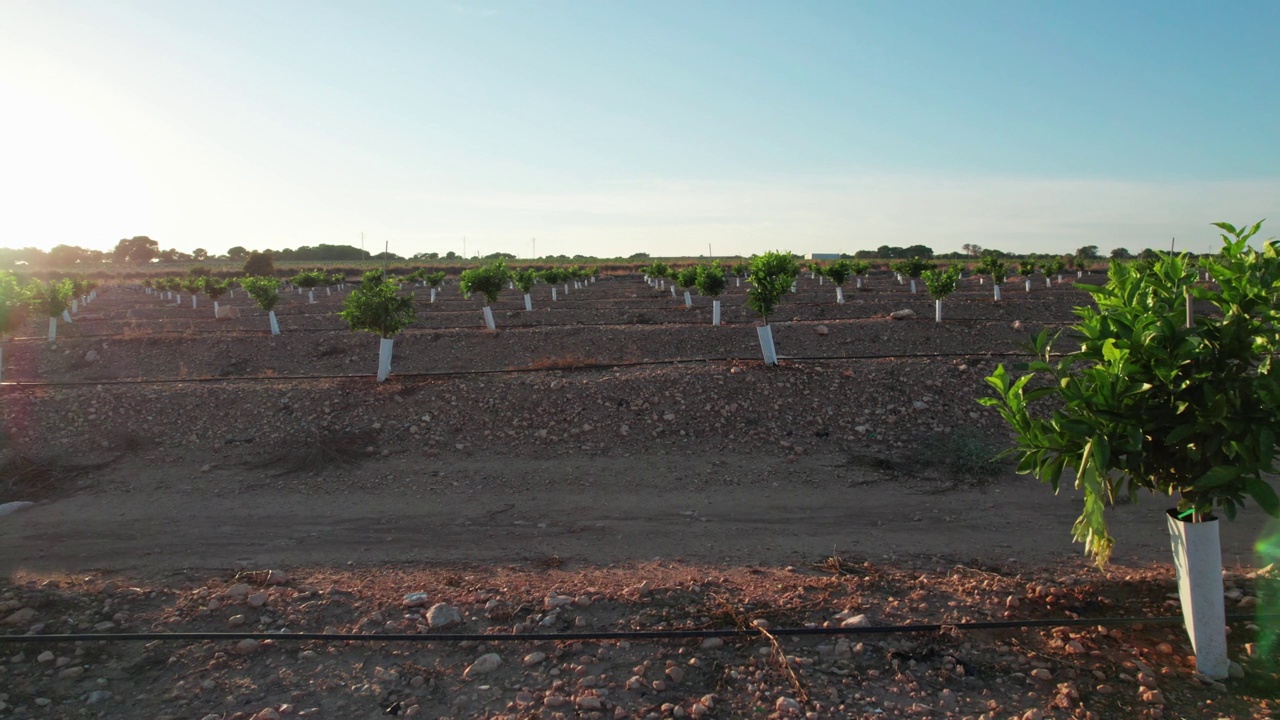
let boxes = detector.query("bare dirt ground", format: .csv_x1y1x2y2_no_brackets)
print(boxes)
1,272,1277,720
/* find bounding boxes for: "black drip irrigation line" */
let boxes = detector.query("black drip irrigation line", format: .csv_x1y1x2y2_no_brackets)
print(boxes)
5,318,1080,342
0,614,1271,645
0,350,1049,388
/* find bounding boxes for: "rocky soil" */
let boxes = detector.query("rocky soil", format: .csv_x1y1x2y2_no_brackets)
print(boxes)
1,271,1277,719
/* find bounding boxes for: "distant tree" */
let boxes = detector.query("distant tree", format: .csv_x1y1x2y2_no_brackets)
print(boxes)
483,251,516,260
225,246,249,261
962,243,983,257
371,251,403,261
192,248,209,261
1075,245,1100,260
47,244,88,266
903,244,934,259
1139,248,1159,260
1110,247,1132,259
628,252,650,260
411,251,440,261
444,251,458,260
243,251,275,276
112,236,159,264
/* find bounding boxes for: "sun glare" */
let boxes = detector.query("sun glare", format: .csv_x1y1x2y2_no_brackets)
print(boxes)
0,84,153,252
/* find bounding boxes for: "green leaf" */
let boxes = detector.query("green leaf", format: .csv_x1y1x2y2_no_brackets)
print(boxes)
1245,477,1280,517
1192,466,1240,490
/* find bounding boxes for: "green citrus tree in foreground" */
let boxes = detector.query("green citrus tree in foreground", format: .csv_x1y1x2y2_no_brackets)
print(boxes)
979,221,1280,679
29,278,74,342
747,251,799,365
340,270,417,382
459,261,509,330
240,276,283,335
0,272,29,381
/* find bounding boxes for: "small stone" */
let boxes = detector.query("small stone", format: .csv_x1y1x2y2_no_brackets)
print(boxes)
888,309,916,320
699,637,724,650
228,614,247,627
36,650,54,663
426,603,463,629
463,653,501,679
3,608,35,625
253,710,281,720
225,583,251,598
1012,320,1025,331
1065,640,1086,654
1140,689,1166,705
666,666,686,684
1239,596,1258,609
543,694,569,708
576,695,604,710
86,690,112,704
1228,661,1245,679
265,570,289,585
59,666,85,679
840,614,871,629
523,651,547,666
234,639,260,655
775,696,802,715
84,350,98,363
1137,672,1158,689
247,593,268,608
814,325,829,336
1020,710,1043,720
1155,642,1174,655
1031,668,1052,681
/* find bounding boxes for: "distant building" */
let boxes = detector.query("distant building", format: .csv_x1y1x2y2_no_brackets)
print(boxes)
806,253,840,260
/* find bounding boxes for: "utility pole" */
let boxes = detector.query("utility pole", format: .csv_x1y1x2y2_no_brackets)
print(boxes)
1171,237,1176,253
383,241,389,278
708,243,712,258
361,232,365,259
463,236,467,259
532,237,536,259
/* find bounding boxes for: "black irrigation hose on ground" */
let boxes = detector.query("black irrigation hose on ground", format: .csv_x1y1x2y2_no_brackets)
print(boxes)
0,614,1271,646
0,350,1050,388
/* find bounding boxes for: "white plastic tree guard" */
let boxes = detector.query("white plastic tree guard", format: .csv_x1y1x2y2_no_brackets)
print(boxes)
268,311,280,335
935,299,943,323
994,284,1002,302
836,287,844,304
683,291,692,308
523,294,533,311
48,317,57,342
712,300,721,326
482,306,496,331
757,325,778,365
1167,511,1229,679
377,338,394,382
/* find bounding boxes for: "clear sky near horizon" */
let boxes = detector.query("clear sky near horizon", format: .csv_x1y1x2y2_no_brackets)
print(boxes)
1,1,1277,260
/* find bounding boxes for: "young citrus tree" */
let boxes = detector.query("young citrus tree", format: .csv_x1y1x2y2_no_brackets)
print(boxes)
825,260,853,303
1043,258,1066,285
977,255,1008,301
980,221,1280,679
747,251,800,365
891,258,933,294
340,270,417,382
459,261,509,330
30,278,74,342
848,260,870,289
292,269,326,304
540,267,565,301
0,271,30,381
921,265,961,323
695,261,728,326
511,267,538,311
203,277,230,316
240,276,283,335
1019,260,1038,292
675,266,699,308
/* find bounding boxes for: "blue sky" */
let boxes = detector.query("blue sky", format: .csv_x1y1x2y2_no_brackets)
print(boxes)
1,0,1277,258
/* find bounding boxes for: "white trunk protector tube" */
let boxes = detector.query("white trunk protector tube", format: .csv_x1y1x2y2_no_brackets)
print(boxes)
836,287,844,304
192,296,198,308
757,325,778,366
551,287,557,301
683,291,692,308
564,283,570,295
1167,512,1228,679
268,310,280,335
62,309,72,323
1025,279,1032,292
935,299,943,323
309,290,315,304
326,287,331,296
670,285,677,298
48,316,57,342
790,283,797,293
909,279,917,294
175,294,181,305
72,299,78,313
482,305,496,331
377,337,394,382
856,276,862,289
524,293,533,311
430,288,437,303
1045,277,1051,287
213,301,219,316
993,284,1002,302
712,300,721,326
736,277,740,287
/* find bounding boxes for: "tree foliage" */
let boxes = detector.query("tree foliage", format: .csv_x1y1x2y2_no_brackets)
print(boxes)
459,261,509,305
339,270,417,338
240,276,282,312
694,262,727,297
746,251,800,323
243,251,275,277
980,221,1280,567
921,265,961,300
